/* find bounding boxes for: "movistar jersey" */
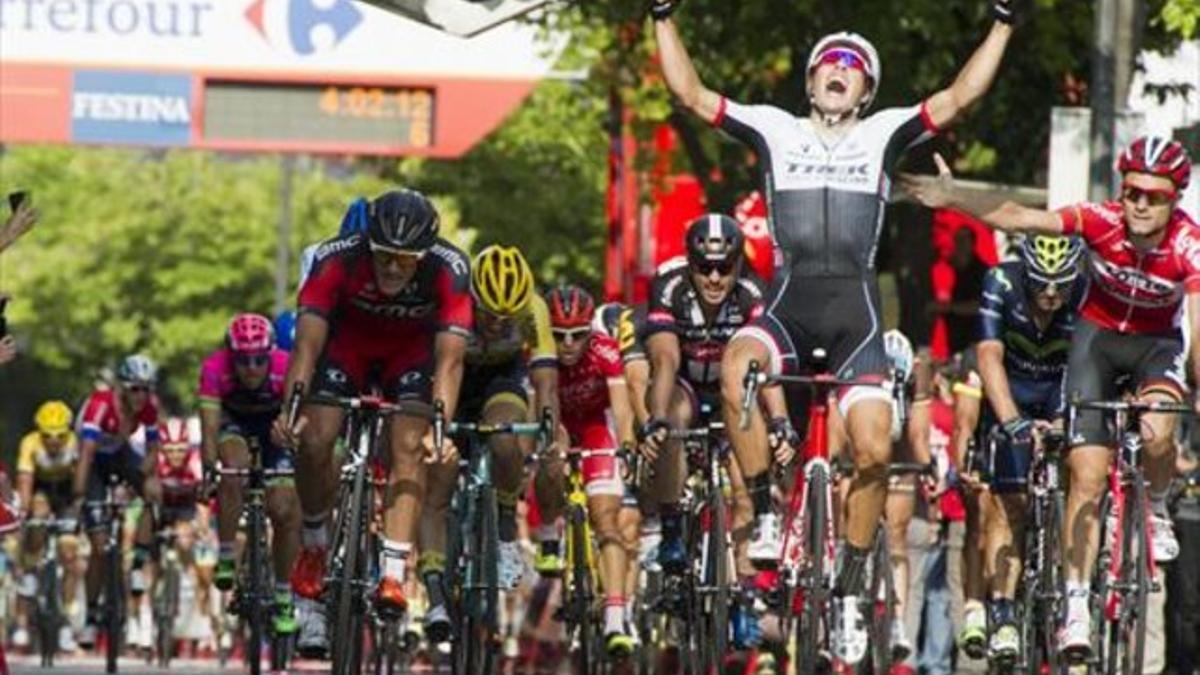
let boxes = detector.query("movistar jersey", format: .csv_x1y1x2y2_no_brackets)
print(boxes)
979,261,1082,384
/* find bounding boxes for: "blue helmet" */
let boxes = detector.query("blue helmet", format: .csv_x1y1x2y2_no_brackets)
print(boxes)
273,310,297,352
339,197,369,239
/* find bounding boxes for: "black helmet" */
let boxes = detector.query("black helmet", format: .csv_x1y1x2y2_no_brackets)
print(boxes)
685,213,745,268
367,189,439,252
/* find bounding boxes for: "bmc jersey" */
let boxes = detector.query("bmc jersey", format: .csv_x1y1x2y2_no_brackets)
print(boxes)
299,234,473,341
558,334,624,431
713,99,937,276
979,261,1082,383
644,257,766,386
197,348,290,419
1059,202,1200,335
80,389,160,454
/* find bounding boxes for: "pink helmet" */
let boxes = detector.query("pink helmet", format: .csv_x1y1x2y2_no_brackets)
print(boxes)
226,313,274,353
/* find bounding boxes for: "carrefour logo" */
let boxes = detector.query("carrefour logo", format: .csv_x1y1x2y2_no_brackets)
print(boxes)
244,0,363,56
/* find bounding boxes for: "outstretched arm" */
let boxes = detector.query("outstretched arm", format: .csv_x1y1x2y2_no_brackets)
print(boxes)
900,154,1063,235
923,12,1014,129
653,14,722,122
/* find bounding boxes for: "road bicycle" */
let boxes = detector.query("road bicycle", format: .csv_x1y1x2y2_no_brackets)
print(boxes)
84,471,130,674
23,514,77,668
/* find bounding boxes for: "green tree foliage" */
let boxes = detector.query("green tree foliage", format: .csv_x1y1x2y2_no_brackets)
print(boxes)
0,147,398,407
1158,0,1200,39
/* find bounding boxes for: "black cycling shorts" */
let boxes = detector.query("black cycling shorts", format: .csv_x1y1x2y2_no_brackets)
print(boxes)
1066,318,1187,447
219,412,295,479
85,443,145,531
457,359,530,423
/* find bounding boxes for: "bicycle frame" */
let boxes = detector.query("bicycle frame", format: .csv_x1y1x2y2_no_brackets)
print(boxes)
25,516,76,668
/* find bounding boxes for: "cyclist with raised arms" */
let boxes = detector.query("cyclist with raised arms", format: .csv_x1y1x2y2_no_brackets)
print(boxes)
418,244,558,639
651,0,1014,663
903,136,1198,661
198,313,299,638
73,354,162,645
538,285,638,657
638,215,765,580
969,235,1083,661
273,189,471,654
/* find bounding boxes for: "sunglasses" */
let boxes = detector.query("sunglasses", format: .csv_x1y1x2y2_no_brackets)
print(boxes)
41,431,71,442
124,384,151,394
370,246,425,266
817,48,867,72
552,327,591,343
693,259,736,277
234,353,270,368
1121,184,1176,207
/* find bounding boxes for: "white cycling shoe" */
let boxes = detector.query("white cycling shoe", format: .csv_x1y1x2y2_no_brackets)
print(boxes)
831,595,869,666
748,514,782,566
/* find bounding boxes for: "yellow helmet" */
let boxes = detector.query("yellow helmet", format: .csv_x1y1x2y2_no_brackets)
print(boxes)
35,400,73,435
1020,235,1083,283
471,245,535,316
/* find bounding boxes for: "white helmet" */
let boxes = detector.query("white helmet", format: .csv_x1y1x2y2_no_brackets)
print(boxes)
806,32,882,113
882,329,914,383
116,354,158,386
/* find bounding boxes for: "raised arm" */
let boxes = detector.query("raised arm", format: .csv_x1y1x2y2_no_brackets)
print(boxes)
901,154,1063,235
653,13,722,122
923,17,1013,129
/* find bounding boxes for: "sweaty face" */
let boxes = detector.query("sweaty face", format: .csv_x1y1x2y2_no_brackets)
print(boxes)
477,310,513,341
1120,172,1177,237
41,432,68,454
122,384,151,409
165,445,188,469
233,353,270,389
691,267,735,308
371,250,421,296
809,62,870,117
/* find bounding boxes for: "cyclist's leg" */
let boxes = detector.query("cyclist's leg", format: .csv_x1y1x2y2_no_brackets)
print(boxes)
481,380,531,590
1137,336,1188,561
1062,321,1117,652
580,433,633,652
983,399,1032,655
841,393,892,576
720,330,782,564
655,380,694,573
213,434,249,590
886,475,916,652
264,442,301,634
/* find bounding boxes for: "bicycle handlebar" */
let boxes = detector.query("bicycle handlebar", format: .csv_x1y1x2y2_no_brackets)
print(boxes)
888,462,935,478
1070,399,1194,415
216,467,296,478
23,517,78,533
304,393,438,418
666,421,726,440
449,421,546,436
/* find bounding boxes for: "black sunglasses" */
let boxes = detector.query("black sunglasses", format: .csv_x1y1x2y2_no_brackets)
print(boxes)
235,353,270,368
693,259,736,276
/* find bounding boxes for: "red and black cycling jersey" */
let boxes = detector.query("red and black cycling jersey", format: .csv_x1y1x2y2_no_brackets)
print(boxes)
1058,202,1200,335
644,256,766,387
298,234,473,340
559,334,625,431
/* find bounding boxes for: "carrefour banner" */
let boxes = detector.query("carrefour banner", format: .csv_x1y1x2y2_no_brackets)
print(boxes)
0,0,562,77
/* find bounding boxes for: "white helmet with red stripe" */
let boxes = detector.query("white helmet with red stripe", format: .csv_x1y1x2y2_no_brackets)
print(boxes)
161,416,192,451
807,32,882,113
1117,135,1192,192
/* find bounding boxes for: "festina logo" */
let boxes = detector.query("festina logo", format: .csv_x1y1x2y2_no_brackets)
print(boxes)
72,92,190,123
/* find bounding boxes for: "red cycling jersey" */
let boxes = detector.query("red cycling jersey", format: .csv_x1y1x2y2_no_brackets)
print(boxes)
1059,202,1200,335
156,444,202,508
80,388,161,454
559,334,625,433
299,235,473,394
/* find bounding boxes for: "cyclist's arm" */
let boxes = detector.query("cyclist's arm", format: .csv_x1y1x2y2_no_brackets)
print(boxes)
625,359,652,426
16,472,32,515
951,196,1063,235
977,339,1020,423
952,376,983,470
529,365,560,428
923,20,1013,130
198,406,221,467
73,438,95,500
646,332,681,420
282,312,329,397
432,331,468,423
653,16,722,122
761,384,789,420
907,350,935,465
607,376,637,448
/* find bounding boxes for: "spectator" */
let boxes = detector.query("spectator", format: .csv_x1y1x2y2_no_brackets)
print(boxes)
0,335,14,367
0,199,38,254
929,227,990,356
1167,428,1200,674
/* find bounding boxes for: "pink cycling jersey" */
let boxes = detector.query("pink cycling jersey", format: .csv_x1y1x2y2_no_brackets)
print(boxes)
1059,202,1200,335
197,347,289,416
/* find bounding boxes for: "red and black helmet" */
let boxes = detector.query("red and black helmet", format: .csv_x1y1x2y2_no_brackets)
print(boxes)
1117,135,1192,192
545,285,595,329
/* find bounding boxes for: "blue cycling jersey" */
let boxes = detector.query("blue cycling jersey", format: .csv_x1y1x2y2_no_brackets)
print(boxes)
978,261,1083,418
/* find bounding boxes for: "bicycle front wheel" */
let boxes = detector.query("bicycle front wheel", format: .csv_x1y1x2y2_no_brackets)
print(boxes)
863,524,893,675
105,534,124,674
36,560,61,669
795,465,830,675
332,462,369,675
704,485,731,672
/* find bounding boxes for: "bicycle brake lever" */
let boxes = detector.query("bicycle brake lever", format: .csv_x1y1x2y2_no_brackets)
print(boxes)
739,360,761,431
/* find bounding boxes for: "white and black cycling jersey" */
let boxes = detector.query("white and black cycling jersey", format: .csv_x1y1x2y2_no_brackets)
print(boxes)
713,98,937,277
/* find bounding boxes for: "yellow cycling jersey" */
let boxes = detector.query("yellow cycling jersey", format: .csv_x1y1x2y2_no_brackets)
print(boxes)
17,431,80,483
465,293,557,369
